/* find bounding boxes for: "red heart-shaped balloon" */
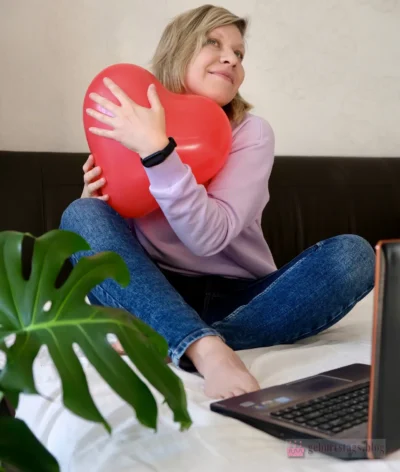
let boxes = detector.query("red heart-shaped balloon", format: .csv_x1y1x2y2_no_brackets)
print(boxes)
83,63,232,218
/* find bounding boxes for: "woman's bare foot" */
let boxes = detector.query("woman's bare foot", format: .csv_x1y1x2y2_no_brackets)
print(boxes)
185,336,260,399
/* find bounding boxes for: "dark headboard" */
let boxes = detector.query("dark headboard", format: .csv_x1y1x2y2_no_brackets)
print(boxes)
1,150,400,268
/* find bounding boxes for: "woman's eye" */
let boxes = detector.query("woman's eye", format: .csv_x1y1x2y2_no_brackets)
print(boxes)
205,38,244,59
206,38,218,46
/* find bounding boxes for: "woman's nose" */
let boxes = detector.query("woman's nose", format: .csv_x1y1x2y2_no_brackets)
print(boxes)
220,48,239,66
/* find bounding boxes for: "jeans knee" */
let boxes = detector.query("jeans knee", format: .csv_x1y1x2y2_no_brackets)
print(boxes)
60,198,106,230
60,198,83,229
331,234,375,295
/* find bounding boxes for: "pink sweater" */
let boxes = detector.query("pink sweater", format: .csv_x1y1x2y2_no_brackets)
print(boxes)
128,112,278,279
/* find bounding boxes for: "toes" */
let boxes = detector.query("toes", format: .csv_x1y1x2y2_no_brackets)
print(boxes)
111,340,125,355
246,378,261,393
204,387,228,400
232,388,246,397
217,391,236,399
222,389,247,399
246,384,260,393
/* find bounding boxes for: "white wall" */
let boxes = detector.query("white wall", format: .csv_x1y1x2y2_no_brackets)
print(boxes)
0,0,399,156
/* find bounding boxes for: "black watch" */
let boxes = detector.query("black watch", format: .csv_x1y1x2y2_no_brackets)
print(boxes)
141,137,177,168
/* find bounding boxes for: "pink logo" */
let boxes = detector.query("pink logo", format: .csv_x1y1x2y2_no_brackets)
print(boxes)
287,441,305,458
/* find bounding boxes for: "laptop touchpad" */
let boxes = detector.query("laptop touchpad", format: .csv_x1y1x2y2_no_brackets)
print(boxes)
284,374,352,395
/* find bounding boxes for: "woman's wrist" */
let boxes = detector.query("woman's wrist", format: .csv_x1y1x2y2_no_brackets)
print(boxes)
138,135,169,159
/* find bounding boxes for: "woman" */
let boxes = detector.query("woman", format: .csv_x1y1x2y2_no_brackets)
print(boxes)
60,5,375,399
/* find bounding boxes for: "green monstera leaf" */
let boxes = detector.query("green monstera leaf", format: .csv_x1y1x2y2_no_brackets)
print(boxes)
0,229,192,471
0,412,59,472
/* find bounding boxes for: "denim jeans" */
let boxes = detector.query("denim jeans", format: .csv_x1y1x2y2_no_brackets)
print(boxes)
59,198,375,369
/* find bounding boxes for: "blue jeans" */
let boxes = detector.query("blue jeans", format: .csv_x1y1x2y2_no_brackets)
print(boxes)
59,198,375,370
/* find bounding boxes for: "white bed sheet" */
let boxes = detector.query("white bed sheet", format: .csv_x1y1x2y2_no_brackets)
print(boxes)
16,291,400,471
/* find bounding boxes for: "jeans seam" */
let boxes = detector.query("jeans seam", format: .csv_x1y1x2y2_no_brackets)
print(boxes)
93,284,127,310
212,241,323,328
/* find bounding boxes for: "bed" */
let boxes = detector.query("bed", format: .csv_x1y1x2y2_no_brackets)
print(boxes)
15,290,400,471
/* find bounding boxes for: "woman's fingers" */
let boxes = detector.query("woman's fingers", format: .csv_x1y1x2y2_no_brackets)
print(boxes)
87,177,106,195
84,165,101,184
82,154,93,173
86,107,115,126
89,91,121,115
103,77,133,108
82,154,109,201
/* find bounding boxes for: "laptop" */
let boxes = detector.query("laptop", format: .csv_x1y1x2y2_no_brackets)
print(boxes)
210,240,400,460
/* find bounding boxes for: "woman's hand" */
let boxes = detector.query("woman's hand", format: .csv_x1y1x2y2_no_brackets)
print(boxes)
81,154,109,201
86,77,169,158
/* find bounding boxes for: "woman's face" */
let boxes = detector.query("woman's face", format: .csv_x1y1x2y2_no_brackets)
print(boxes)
184,24,246,106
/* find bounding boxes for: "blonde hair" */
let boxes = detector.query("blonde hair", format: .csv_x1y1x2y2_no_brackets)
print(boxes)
149,4,253,125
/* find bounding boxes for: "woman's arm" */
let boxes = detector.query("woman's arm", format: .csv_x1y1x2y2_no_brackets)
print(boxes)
144,115,275,257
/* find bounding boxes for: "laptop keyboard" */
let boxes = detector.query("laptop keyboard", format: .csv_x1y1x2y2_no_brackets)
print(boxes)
270,382,369,435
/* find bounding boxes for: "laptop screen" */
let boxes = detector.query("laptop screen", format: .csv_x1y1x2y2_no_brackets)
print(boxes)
370,240,400,456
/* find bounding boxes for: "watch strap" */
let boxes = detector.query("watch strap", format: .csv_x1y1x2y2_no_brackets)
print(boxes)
141,137,177,168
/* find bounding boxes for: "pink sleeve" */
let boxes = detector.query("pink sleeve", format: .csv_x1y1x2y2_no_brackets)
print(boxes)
143,116,275,257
